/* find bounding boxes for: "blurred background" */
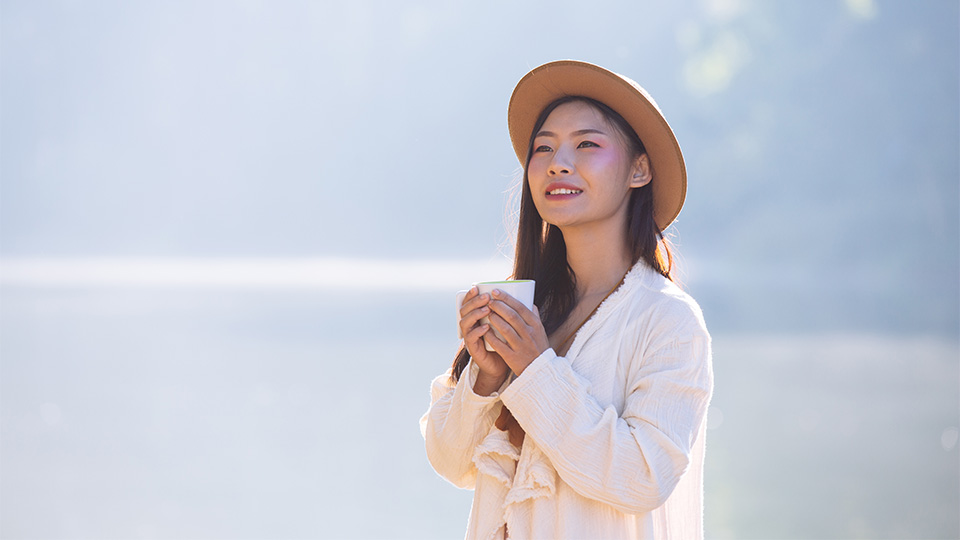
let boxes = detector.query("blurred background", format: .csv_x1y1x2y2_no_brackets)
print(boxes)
1,0,957,538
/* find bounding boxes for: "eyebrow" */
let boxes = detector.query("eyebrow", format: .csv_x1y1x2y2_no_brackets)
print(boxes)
535,128,609,138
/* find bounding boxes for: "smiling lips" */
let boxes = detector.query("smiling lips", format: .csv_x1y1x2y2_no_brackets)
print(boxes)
545,182,583,199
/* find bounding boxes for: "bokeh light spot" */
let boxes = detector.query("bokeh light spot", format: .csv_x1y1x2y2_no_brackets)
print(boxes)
845,0,878,20
941,427,959,451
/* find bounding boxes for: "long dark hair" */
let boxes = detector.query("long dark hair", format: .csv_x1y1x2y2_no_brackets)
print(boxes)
450,96,674,382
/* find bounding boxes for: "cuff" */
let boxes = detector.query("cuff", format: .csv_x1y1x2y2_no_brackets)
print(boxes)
500,347,557,406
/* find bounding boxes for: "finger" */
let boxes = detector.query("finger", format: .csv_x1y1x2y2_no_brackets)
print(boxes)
487,312,522,348
491,289,538,326
458,303,491,335
457,305,490,333
459,290,491,318
464,323,490,345
463,324,490,355
482,326,511,354
487,298,528,335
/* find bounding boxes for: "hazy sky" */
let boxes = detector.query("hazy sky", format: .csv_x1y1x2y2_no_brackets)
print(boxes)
2,0,958,331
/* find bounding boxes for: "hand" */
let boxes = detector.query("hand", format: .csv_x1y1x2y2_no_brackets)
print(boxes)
458,286,509,394
483,289,550,376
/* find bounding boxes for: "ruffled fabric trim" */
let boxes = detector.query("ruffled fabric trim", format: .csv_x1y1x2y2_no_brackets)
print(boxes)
504,441,556,506
472,424,519,486
473,422,559,540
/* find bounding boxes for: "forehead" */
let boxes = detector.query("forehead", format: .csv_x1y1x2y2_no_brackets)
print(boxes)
539,100,613,133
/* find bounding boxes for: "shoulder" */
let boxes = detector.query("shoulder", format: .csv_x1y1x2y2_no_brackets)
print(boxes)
620,262,709,342
614,265,712,383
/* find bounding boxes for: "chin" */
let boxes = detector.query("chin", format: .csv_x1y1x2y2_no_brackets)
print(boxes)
541,216,580,230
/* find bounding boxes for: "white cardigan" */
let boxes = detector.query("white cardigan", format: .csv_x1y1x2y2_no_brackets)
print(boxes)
421,261,713,540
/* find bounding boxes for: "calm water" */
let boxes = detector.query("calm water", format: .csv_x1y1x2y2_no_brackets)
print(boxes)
1,286,957,539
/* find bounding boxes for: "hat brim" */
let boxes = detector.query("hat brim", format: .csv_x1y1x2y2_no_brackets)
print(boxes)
508,60,686,231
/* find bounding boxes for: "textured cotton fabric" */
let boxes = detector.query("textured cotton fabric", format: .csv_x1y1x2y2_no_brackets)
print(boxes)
421,261,713,540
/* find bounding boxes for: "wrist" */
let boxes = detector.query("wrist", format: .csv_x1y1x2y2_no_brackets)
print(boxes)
473,371,507,397
509,347,546,377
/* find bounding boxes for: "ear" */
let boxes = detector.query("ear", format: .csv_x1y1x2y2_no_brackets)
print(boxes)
629,153,652,188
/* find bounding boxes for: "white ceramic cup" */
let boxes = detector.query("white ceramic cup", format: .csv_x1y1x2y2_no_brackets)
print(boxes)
456,280,536,352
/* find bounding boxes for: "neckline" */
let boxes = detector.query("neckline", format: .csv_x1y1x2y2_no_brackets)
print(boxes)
554,272,628,356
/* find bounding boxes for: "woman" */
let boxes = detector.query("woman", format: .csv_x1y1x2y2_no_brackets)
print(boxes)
421,60,713,540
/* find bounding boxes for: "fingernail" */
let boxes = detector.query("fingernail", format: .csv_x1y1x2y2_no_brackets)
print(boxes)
492,289,502,297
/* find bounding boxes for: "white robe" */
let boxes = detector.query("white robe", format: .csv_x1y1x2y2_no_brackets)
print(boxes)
421,261,714,540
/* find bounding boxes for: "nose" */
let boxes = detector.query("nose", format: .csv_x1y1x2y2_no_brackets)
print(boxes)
548,146,573,176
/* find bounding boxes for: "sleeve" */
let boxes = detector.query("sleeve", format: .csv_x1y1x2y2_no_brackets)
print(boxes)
419,360,510,489
499,311,713,514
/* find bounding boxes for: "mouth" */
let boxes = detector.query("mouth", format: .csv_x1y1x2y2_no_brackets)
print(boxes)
544,182,583,200
547,188,583,196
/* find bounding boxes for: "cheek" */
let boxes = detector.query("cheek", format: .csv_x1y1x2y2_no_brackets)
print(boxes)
590,151,626,174
525,161,552,193
589,152,634,189
526,157,547,178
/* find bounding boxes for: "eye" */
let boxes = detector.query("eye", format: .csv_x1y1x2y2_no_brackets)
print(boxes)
578,140,599,148
534,144,553,153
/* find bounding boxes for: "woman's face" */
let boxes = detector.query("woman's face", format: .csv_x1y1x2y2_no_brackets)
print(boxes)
526,100,651,233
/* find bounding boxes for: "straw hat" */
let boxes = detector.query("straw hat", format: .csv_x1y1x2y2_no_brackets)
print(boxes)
508,60,687,231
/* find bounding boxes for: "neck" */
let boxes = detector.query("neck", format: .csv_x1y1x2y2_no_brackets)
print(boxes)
559,221,633,299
